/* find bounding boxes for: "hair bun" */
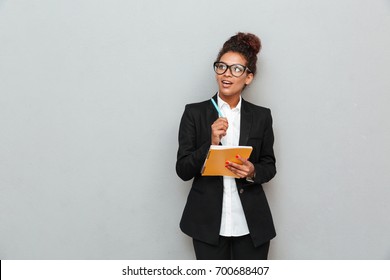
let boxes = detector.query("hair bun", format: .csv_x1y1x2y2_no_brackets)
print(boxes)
217,32,262,75
236,32,261,54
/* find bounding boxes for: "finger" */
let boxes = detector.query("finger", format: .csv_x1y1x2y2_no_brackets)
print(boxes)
213,117,228,124
214,118,229,128
226,165,247,178
226,161,249,175
230,163,249,174
225,164,242,178
212,121,228,131
213,126,227,135
218,117,228,123
235,154,247,164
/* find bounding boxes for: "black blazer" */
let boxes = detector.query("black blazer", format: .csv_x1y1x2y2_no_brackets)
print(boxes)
176,94,276,247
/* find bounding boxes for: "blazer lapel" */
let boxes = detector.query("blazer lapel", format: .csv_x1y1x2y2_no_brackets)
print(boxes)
210,93,219,122
239,98,252,146
207,93,219,140
210,94,223,183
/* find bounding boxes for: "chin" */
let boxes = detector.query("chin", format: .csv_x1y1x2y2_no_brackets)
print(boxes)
219,89,240,97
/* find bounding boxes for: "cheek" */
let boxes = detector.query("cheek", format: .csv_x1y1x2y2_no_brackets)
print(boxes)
236,78,247,87
245,75,254,85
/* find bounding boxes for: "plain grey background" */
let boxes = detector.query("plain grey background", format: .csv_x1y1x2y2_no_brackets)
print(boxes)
1,0,389,259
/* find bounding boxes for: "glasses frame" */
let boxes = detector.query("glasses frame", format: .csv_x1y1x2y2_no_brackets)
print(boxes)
213,61,252,77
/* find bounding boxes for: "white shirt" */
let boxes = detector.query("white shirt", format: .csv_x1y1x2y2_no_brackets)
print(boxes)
217,94,250,237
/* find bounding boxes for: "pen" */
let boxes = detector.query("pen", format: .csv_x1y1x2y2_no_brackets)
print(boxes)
210,98,224,117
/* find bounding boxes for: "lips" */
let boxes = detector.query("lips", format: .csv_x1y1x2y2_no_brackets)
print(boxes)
222,80,233,86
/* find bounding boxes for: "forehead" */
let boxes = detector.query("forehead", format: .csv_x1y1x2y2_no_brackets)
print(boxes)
219,51,247,65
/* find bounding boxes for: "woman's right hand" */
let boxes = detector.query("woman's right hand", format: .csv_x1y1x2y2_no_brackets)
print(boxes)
211,117,228,145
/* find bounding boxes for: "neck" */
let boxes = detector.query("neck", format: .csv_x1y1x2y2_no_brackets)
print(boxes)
219,94,241,109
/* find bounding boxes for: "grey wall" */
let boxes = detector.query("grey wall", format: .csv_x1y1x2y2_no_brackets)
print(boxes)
1,0,389,259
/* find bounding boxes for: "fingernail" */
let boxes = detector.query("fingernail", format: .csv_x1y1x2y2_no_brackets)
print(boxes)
235,155,239,158
225,161,229,165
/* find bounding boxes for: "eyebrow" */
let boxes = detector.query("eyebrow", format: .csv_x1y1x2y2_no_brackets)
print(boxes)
218,62,246,66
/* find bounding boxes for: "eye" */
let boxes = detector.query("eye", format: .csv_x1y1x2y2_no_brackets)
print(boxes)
217,63,227,70
232,65,244,73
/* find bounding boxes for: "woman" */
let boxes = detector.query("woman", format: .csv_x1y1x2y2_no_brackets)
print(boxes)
176,32,276,260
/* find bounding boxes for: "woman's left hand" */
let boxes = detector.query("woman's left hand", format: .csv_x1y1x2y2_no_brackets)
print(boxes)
225,154,255,179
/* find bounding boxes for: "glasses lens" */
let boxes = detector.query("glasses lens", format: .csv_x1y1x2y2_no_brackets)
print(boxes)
231,65,245,77
214,62,247,77
214,62,227,74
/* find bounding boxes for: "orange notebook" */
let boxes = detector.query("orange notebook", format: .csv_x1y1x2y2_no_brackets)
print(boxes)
201,145,253,178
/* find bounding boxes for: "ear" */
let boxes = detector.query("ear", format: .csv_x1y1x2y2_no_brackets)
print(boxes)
245,73,254,85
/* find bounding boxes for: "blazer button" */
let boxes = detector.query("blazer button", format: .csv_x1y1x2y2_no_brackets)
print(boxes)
239,189,244,194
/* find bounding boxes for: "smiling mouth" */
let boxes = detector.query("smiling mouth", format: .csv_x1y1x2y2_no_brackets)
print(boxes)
222,80,233,85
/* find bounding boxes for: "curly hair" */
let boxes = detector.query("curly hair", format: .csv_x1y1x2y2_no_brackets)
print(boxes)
216,32,261,75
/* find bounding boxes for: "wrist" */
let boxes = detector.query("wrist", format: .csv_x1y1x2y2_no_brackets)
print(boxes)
246,171,256,183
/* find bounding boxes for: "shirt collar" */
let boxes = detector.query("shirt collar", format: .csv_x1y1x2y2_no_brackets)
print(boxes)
217,93,242,112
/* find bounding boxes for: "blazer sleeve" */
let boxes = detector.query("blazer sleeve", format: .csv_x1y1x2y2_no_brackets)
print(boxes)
253,109,276,184
176,105,211,181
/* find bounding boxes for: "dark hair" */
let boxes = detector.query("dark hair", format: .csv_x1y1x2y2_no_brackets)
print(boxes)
216,32,261,75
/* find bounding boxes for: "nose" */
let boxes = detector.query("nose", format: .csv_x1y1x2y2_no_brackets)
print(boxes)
224,67,233,77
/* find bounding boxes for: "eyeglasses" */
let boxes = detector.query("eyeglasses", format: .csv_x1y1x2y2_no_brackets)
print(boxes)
213,62,252,77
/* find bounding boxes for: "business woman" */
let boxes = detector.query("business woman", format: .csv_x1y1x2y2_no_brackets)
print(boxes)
176,32,276,260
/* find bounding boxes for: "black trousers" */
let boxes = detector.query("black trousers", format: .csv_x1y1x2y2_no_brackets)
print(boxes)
193,235,270,260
